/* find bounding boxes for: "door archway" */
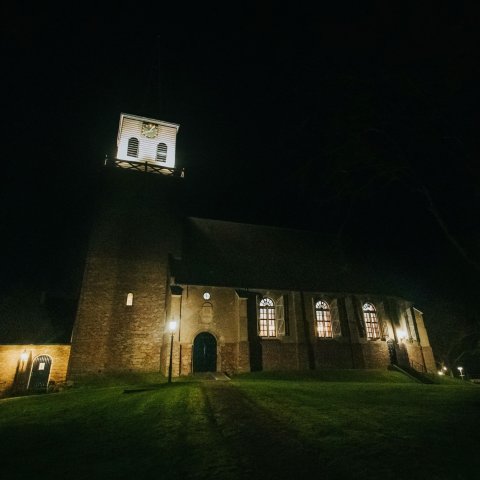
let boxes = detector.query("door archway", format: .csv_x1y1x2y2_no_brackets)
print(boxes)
28,355,52,392
193,332,217,372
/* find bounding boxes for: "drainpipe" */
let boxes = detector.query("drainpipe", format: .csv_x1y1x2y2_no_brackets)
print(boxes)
300,291,315,370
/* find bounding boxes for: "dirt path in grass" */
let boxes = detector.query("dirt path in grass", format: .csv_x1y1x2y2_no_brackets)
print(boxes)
201,382,322,479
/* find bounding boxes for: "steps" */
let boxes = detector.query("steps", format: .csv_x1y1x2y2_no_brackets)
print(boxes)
389,364,435,384
192,372,231,381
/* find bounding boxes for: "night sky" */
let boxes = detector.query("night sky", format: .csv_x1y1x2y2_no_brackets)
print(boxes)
2,3,480,358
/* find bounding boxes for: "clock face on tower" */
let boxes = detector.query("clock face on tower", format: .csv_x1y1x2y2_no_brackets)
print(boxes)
141,122,159,138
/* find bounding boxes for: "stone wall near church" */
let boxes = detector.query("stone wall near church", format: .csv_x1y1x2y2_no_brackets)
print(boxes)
0,344,71,397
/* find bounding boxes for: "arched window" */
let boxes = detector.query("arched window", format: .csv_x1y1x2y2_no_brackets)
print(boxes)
259,297,276,337
156,143,167,162
127,137,139,157
126,293,133,306
315,300,332,338
363,302,380,339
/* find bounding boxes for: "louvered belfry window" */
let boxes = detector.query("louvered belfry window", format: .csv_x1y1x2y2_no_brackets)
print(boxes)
363,302,380,339
127,137,139,157
156,143,167,162
259,297,276,337
315,300,332,338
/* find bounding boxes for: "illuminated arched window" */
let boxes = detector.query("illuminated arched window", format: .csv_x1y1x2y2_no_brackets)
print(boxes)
126,293,133,306
315,300,332,338
259,297,276,337
127,137,139,157
363,302,380,339
156,143,167,162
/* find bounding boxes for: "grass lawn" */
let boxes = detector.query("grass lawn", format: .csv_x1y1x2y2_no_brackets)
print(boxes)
0,370,479,479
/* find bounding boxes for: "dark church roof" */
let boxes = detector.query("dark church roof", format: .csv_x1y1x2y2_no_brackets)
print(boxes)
172,217,386,294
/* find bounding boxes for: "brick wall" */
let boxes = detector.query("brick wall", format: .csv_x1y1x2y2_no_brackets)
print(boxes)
314,340,354,369
360,341,390,368
179,343,192,376
69,256,167,375
0,344,71,397
220,343,237,375
236,341,250,373
261,341,299,370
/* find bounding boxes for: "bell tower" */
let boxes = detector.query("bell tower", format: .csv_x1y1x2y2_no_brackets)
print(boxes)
68,113,184,377
116,113,180,168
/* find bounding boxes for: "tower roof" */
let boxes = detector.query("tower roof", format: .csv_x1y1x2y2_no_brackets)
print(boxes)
118,113,180,132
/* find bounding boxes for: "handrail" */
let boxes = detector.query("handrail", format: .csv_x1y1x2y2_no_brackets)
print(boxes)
410,359,427,373
105,157,184,177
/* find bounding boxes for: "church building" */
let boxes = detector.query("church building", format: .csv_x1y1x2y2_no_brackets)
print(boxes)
68,113,436,378
0,113,436,394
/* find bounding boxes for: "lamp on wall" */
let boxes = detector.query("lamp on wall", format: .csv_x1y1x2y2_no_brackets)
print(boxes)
20,350,28,363
168,320,177,384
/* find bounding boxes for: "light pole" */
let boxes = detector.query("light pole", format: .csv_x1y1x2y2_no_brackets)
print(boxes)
457,366,465,381
168,320,177,384
20,350,28,363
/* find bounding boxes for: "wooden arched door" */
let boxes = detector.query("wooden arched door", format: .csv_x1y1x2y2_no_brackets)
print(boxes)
28,355,52,392
193,333,217,372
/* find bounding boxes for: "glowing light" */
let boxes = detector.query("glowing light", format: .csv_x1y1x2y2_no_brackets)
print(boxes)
203,292,211,300
397,330,407,341
168,320,177,333
437,371,444,376
20,350,28,362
